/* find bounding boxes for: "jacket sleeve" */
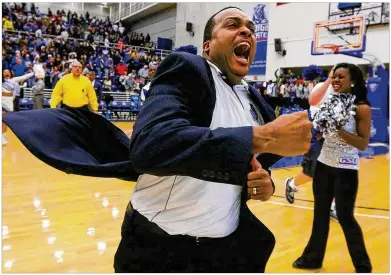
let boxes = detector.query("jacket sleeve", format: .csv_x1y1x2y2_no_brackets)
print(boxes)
129,53,253,186
2,107,138,180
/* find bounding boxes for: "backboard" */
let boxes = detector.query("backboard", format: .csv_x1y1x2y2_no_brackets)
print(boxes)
311,15,366,56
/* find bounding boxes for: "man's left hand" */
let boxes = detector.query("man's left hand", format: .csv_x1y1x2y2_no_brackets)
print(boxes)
247,159,273,202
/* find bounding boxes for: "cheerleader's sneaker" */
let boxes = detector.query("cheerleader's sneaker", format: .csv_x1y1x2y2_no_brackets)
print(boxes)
330,209,339,223
285,178,298,204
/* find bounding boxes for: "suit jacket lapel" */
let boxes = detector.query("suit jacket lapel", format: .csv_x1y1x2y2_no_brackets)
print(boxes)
247,85,276,123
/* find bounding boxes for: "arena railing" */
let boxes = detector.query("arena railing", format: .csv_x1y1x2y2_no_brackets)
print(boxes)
22,88,136,102
21,88,141,120
110,2,155,23
3,29,172,59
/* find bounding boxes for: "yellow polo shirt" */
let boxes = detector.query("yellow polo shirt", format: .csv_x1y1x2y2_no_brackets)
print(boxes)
3,18,14,31
50,74,98,111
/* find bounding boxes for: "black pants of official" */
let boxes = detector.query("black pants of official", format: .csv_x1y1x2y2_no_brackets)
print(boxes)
114,203,275,273
301,161,372,272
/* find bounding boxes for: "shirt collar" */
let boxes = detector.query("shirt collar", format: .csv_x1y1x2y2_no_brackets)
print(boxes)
206,60,249,89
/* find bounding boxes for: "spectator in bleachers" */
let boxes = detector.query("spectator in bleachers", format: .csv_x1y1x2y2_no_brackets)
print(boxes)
68,52,78,68
3,15,14,31
11,50,22,66
2,54,10,70
289,81,297,105
103,75,112,91
147,63,157,80
87,71,102,102
50,66,60,88
12,57,26,77
116,60,127,76
33,54,41,65
24,53,32,67
138,65,149,79
119,72,136,93
280,79,289,105
50,61,98,112
82,63,91,75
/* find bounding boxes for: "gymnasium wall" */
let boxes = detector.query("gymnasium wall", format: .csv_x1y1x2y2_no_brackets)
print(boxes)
175,2,390,81
127,5,177,44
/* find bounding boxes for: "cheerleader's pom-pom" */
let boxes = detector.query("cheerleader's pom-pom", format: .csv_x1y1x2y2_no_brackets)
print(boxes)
312,92,356,135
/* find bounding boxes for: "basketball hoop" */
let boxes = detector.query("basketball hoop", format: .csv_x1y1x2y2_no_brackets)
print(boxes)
311,15,366,56
320,44,339,53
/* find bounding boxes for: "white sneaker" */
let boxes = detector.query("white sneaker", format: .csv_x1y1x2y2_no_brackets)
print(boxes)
285,178,298,204
330,209,339,223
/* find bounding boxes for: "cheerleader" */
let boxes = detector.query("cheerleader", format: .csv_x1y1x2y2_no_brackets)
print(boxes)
2,69,35,145
293,63,372,272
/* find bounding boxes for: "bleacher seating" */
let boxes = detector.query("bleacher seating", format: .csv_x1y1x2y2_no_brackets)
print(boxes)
19,98,33,110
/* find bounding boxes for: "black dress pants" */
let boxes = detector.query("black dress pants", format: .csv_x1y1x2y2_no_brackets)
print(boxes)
114,203,275,273
302,161,372,272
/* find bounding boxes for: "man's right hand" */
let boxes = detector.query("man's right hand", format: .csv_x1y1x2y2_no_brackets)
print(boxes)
252,111,312,156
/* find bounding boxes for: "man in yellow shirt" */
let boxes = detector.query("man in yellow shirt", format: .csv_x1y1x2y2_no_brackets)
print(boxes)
50,62,98,112
2,15,14,31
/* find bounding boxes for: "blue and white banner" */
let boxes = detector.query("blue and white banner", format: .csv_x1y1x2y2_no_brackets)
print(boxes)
367,65,389,145
248,3,269,75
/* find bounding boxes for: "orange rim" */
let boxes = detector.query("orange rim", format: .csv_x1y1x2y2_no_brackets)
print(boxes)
320,44,339,53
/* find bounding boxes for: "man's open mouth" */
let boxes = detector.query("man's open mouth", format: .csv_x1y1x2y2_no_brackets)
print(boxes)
233,41,251,64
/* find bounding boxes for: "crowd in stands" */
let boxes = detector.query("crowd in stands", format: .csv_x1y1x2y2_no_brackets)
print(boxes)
256,68,329,114
2,3,164,95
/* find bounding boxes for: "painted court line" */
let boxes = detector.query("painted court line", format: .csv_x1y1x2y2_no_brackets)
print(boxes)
265,201,390,220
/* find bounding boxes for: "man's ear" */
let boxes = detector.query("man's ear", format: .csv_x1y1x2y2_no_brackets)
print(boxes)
202,41,210,55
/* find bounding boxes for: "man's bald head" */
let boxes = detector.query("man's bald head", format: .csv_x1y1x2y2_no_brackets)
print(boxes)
72,61,82,68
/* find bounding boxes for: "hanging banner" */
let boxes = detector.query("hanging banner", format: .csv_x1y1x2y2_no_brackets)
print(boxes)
247,3,269,75
366,65,389,145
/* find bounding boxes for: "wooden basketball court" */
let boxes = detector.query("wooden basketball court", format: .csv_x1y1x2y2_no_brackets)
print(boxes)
2,122,389,273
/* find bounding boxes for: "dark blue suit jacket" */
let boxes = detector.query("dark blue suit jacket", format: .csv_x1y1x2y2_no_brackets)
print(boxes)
2,52,282,187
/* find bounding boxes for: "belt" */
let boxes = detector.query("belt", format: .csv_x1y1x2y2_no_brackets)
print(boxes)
2,92,13,97
126,202,231,245
61,104,89,111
